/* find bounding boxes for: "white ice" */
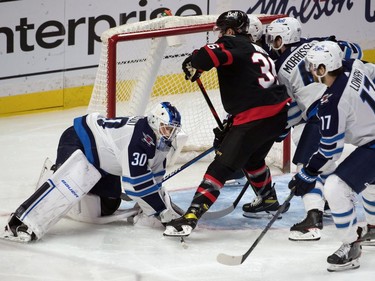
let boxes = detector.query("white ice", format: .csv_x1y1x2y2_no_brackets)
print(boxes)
0,107,374,281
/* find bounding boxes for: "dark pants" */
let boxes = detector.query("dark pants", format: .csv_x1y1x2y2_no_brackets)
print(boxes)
56,126,122,199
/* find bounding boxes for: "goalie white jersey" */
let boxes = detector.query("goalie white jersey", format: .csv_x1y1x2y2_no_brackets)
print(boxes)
74,113,168,215
306,65,375,172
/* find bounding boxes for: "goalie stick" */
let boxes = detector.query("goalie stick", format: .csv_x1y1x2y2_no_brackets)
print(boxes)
216,189,295,266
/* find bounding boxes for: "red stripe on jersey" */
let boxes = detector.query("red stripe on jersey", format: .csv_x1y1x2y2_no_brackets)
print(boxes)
204,174,224,188
204,45,220,67
197,186,217,203
219,43,233,66
245,165,267,176
233,99,291,125
251,176,271,188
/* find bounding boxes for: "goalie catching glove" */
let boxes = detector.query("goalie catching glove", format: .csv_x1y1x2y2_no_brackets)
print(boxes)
213,115,233,150
288,167,319,196
182,52,202,82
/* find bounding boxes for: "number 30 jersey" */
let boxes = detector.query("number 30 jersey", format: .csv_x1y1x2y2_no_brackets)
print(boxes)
73,113,168,214
306,66,375,173
190,34,290,125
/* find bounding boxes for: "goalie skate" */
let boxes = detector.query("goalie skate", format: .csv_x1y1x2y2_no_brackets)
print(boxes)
327,242,361,272
1,217,36,243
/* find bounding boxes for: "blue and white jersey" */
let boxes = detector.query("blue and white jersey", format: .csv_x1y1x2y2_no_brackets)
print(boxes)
306,66,375,173
275,38,362,128
73,113,168,214
293,59,375,123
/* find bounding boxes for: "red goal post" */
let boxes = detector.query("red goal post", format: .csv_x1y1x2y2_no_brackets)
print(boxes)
88,14,290,173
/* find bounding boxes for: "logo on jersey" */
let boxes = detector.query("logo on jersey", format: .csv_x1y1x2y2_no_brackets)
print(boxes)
320,93,332,104
142,132,155,147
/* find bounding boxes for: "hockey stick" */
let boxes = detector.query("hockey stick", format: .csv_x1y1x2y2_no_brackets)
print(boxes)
196,78,258,195
216,189,295,266
202,181,251,219
121,146,215,201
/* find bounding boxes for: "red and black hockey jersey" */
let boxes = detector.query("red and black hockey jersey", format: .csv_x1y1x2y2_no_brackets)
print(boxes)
190,34,290,125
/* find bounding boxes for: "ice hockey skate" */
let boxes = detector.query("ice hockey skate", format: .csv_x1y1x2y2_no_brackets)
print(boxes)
327,241,361,272
358,224,375,246
1,215,36,243
289,209,323,241
242,188,289,219
163,212,198,237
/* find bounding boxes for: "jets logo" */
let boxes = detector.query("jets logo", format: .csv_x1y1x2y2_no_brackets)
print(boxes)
320,93,332,104
142,132,155,147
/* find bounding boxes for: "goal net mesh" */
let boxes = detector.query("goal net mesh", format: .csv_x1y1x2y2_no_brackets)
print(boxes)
87,14,289,172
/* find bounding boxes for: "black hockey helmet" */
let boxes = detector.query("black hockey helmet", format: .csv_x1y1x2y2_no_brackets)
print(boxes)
215,10,249,35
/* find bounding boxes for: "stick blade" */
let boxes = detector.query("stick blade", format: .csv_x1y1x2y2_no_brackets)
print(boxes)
202,206,234,219
216,253,243,266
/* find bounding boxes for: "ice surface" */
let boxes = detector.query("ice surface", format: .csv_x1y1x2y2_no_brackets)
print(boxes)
0,108,374,281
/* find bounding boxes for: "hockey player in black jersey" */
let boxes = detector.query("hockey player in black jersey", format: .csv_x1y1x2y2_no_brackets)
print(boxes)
2,102,182,242
164,10,291,237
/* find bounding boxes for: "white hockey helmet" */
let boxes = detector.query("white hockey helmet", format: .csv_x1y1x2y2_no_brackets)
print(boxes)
265,17,301,50
147,102,181,149
247,14,263,42
305,41,343,79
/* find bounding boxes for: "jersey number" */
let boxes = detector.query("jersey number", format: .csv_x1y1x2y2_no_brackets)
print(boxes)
131,152,147,166
360,76,375,114
251,53,277,88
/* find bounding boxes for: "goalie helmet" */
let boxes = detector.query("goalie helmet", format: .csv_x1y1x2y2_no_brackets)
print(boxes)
305,41,343,79
147,102,182,150
266,17,301,50
214,10,249,35
247,14,263,42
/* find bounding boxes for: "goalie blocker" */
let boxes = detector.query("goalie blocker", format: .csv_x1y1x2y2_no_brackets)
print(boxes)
2,150,101,242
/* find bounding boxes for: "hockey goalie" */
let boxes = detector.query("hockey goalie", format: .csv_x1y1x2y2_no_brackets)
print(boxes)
1,102,183,242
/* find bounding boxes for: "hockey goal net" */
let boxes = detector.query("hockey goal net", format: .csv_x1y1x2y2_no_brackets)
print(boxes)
87,14,290,172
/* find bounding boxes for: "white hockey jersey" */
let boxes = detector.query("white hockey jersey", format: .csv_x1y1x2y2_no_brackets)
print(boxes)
275,38,362,128
306,66,375,173
73,113,169,215
293,59,375,123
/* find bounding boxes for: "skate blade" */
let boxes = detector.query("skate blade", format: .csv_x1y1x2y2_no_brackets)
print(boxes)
327,259,360,272
243,211,282,220
0,230,33,243
288,229,321,241
360,240,375,246
163,225,192,237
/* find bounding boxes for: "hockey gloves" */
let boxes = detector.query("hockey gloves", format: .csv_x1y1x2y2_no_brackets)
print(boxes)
213,115,233,150
275,127,290,143
182,54,202,82
288,167,319,196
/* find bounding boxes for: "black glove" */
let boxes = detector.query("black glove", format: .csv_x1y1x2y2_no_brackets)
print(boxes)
213,115,233,150
275,127,290,143
288,167,319,196
182,55,202,82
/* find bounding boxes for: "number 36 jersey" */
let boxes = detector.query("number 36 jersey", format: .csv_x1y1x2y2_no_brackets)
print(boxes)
307,66,375,172
190,34,290,124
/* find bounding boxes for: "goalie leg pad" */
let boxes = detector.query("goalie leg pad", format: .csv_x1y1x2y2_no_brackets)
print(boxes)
10,150,101,240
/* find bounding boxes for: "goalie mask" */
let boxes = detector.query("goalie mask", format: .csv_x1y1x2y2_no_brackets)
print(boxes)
247,14,263,42
305,41,343,82
214,10,249,35
266,17,301,50
147,102,182,150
